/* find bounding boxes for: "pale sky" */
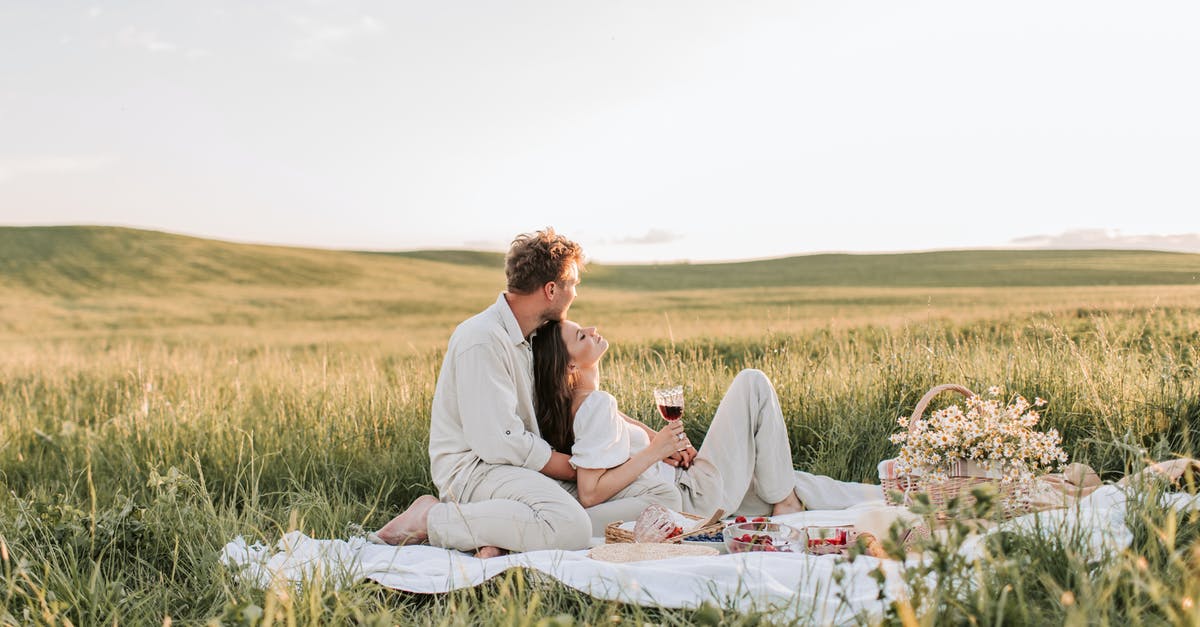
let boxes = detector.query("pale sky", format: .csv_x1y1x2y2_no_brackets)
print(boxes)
1,1,1198,262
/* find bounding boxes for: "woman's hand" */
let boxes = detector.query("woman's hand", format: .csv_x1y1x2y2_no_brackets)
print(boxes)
651,421,689,458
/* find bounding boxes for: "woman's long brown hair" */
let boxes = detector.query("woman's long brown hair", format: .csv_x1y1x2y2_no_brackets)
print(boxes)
531,320,575,455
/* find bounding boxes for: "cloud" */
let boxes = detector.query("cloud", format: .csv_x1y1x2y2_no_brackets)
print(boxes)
0,155,115,184
111,26,209,59
1011,229,1200,253
116,26,177,53
611,229,683,245
461,239,508,251
289,14,385,59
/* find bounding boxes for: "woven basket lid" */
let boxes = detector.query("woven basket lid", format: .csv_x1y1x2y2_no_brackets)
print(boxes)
588,542,719,563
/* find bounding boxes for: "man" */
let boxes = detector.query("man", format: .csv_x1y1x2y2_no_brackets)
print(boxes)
372,228,593,553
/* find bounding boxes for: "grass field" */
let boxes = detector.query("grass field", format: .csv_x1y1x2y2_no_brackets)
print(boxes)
2,226,1199,625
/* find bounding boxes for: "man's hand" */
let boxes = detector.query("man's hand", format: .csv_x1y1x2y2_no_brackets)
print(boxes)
663,446,697,469
679,445,697,468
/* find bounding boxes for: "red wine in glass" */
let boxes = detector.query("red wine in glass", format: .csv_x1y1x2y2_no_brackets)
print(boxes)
657,404,683,421
652,385,687,451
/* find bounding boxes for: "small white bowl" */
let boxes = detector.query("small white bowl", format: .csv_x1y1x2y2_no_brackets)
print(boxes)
722,521,803,554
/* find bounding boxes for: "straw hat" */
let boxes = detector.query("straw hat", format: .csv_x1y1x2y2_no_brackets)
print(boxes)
588,542,719,563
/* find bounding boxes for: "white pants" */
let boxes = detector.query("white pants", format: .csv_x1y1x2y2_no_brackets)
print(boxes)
676,369,882,516
425,463,592,552
793,470,883,510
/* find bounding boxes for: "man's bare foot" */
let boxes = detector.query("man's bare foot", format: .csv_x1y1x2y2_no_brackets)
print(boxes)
771,490,805,516
374,495,439,545
474,545,508,559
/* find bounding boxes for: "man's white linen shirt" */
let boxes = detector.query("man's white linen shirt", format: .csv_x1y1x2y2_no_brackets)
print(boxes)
428,293,554,500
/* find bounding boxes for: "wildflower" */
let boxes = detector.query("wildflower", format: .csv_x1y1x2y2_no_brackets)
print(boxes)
891,386,1067,486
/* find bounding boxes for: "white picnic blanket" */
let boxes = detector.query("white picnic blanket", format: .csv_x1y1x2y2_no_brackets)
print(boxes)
221,486,1199,625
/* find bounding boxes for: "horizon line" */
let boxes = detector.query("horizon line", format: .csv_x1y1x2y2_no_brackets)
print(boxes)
4,221,1200,265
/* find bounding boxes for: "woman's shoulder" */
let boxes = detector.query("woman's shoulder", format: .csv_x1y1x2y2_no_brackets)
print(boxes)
569,390,632,468
573,390,619,423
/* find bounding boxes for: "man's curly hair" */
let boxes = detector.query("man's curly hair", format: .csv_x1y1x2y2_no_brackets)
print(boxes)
505,228,585,294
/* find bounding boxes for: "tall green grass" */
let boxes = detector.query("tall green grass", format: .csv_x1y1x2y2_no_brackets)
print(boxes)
2,307,1198,624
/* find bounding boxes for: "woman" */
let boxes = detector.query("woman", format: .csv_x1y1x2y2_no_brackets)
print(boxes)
531,319,811,529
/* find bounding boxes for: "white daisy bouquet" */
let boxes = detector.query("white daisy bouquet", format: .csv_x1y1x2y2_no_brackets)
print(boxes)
889,386,1069,487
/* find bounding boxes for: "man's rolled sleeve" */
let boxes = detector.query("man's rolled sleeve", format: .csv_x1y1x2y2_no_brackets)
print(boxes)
455,343,553,471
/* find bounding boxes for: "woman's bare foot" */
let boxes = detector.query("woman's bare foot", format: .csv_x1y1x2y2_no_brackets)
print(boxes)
771,490,805,516
474,545,508,559
374,495,439,545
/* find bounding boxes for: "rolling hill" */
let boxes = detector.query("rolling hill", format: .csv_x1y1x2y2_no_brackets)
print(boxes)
2,226,1198,347
4,226,1200,296
396,248,1200,290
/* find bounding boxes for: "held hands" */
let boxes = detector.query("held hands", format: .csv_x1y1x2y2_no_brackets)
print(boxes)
663,446,697,469
651,421,690,458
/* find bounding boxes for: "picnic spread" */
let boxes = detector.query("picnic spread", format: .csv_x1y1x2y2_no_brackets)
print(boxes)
221,479,1199,625
220,386,1200,624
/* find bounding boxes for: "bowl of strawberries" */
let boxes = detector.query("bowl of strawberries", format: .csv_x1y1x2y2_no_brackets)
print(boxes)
803,525,857,556
722,516,802,554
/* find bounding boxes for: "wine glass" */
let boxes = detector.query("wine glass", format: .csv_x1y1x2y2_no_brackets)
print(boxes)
653,385,688,452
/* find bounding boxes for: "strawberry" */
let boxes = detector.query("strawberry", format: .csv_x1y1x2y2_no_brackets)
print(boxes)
735,516,747,523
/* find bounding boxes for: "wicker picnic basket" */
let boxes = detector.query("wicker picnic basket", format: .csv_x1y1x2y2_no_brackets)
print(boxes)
881,384,1032,520
604,511,726,544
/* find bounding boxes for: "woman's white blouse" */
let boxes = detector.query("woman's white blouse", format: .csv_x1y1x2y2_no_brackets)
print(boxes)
570,391,631,469
570,391,676,484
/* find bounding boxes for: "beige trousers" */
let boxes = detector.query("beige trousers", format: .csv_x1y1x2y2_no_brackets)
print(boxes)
582,369,879,531
677,369,798,517
425,463,592,552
